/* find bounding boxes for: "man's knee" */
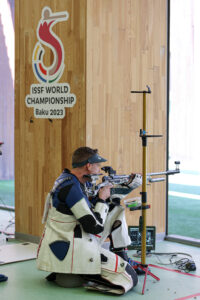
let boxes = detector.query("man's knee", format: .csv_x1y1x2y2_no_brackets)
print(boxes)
111,220,121,230
46,273,85,288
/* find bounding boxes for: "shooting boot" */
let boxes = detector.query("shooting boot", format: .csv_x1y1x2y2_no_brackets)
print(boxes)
111,247,145,276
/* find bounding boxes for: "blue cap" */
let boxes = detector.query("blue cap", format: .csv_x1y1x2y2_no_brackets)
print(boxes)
72,153,107,168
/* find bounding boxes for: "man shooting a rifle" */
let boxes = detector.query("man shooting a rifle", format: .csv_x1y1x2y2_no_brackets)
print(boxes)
37,146,143,294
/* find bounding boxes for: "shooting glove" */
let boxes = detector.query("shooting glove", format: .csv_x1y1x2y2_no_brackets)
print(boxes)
125,174,142,190
108,174,142,204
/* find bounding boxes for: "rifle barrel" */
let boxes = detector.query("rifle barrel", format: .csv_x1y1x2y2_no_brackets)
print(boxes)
147,169,180,177
148,177,165,183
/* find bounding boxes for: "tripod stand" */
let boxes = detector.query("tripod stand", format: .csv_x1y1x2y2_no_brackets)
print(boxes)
130,86,161,294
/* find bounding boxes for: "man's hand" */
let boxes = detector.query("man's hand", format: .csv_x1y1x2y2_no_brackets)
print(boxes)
99,184,113,201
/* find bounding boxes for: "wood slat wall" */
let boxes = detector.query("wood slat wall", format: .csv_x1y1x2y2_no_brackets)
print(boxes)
15,0,167,238
86,0,167,232
15,0,86,236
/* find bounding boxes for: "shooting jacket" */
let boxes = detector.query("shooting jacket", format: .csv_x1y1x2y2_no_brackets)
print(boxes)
37,169,140,275
37,169,110,274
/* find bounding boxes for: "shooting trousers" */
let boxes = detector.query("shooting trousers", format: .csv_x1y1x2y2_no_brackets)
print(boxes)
37,199,135,294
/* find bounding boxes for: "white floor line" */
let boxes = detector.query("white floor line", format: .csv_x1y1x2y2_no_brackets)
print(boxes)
169,191,200,200
169,173,200,186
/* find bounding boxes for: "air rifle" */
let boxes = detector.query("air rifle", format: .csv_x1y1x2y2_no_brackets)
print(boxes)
84,161,180,197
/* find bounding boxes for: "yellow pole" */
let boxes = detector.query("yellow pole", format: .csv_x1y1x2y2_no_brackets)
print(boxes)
141,92,147,265
131,86,151,266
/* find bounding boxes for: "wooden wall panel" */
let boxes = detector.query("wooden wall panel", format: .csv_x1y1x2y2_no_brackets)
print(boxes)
15,0,167,238
86,0,167,233
15,0,86,236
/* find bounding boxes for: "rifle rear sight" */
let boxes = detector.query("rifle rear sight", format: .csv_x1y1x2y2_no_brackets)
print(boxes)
101,166,116,175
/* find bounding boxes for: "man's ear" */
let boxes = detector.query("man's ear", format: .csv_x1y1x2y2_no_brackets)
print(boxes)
86,163,92,172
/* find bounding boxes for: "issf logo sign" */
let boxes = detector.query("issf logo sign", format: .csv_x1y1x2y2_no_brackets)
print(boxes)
25,7,76,119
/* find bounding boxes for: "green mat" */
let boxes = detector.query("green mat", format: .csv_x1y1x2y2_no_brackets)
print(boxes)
168,182,200,239
168,195,200,239
0,180,15,207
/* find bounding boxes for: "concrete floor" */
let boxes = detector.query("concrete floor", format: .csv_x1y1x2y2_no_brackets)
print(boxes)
0,209,15,238
0,209,200,299
0,238,200,300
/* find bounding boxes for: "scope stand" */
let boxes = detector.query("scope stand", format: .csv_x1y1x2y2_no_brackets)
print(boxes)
131,86,160,294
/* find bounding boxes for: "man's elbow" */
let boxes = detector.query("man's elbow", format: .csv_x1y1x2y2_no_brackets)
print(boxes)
78,215,104,234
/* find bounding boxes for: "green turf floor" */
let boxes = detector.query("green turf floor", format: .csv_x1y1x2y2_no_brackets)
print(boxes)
0,180,14,207
168,182,200,239
168,195,200,239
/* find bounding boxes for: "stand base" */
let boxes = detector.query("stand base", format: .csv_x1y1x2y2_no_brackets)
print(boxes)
133,264,160,295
